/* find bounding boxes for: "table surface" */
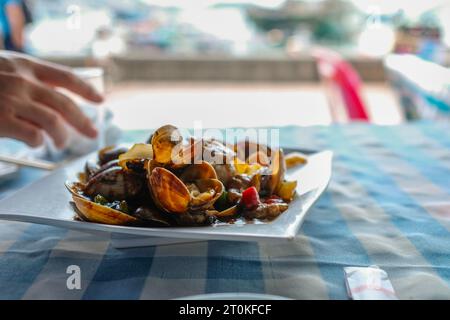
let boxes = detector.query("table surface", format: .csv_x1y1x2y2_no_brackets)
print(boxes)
0,122,449,299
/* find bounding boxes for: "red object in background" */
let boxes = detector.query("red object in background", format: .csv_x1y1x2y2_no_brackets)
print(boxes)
312,48,370,122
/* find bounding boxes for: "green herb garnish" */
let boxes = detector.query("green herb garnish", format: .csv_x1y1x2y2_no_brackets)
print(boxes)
94,194,108,205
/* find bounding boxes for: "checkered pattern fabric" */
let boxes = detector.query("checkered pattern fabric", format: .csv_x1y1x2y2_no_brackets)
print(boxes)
0,122,449,299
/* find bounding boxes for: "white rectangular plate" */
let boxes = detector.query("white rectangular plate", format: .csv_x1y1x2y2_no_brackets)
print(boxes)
0,149,332,242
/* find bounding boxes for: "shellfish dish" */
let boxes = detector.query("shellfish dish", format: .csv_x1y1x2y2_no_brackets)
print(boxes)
66,125,306,227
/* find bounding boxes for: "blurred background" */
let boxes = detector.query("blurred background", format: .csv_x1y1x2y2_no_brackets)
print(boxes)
2,0,449,130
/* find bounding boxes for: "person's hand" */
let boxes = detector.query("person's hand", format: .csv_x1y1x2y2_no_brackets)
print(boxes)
0,51,104,148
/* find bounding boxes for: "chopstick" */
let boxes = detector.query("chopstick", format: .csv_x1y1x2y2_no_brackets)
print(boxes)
0,154,58,171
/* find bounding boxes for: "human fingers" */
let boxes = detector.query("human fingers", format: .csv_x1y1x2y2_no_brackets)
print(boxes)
0,106,43,147
30,82,98,138
14,100,69,148
31,60,104,103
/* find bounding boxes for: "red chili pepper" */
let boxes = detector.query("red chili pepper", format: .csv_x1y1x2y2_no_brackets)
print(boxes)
241,186,261,210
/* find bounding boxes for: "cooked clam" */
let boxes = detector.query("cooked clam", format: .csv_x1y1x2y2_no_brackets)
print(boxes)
147,161,224,214
187,179,224,211
148,167,190,214
98,145,128,165
84,166,144,200
151,125,184,165
179,161,217,181
72,195,138,225
118,143,153,170
66,124,296,227
65,182,138,225
84,159,100,181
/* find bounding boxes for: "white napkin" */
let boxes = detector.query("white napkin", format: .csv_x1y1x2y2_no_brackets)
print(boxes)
344,265,398,300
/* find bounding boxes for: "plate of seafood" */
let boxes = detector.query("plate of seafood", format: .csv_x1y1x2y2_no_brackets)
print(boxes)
0,125,332,242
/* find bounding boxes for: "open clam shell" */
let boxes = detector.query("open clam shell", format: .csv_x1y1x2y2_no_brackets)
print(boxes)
65,180,87,198
72,195,138,225
147,164,224,214
151,125,184,164
148,166,191,214
179,161,217,182
188,178,224,212
66,181,139,225
151,125,195,169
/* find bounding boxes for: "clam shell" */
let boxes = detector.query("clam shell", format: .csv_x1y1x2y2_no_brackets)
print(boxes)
72,195,138,225
147,163,224,214
148,166,190,214
84,166,144,201
98,145,128,165
118,143,153,169
66,181,140,225
65,181,86,198
179,161,217,182
188,178,224,212
151,125,183,164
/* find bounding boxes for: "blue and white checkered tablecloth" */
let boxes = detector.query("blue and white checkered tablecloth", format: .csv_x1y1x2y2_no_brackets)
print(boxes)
0,122,449,300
